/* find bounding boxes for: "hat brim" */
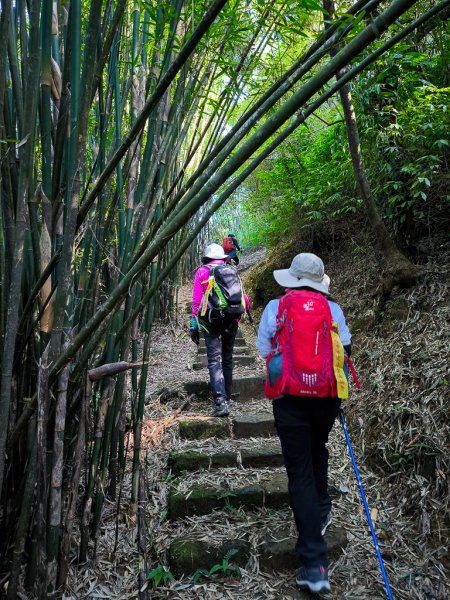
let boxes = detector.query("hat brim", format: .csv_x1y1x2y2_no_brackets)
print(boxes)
203,251,228,260
273,269,329,294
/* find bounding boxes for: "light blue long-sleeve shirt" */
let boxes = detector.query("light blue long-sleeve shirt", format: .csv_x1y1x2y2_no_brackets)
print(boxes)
257,296,351,358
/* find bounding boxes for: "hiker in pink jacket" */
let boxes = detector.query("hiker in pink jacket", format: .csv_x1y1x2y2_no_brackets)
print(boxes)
189,243,250,417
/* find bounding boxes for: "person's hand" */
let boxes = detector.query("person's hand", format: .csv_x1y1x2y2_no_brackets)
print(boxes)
190,330,199,345
189,317,199,345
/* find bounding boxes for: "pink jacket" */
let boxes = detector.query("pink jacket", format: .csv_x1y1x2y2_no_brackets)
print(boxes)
192,260,250,317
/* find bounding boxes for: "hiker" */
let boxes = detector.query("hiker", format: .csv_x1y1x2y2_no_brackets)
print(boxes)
222,232,241,265
257,253,351,594
189,243,250,417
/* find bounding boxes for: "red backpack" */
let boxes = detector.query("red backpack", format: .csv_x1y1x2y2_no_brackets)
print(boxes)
222,236,235,253
264,290,348,400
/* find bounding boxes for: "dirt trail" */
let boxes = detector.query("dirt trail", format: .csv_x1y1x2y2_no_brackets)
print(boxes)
68,245,449,600
238,247,266,273
141,316,407,599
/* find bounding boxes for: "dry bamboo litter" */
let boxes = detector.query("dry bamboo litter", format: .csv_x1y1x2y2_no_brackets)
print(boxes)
65,239,449,600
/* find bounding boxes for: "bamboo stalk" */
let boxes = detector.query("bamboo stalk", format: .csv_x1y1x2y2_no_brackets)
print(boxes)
7,12,24,136
36,345,50,598
46,364,70,595
77,0,229,225
90,0,127,106
88,361,146,381
49,0,103,364
0,0,13,140
0,0,41,501
131,263,157,503
58,376,89,587
6,420,37,600
137,466,149,600
40,0,53,207
79,379,114,563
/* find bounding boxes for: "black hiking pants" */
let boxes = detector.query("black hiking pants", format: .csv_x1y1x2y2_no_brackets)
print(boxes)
226,251,239,265
272,395,340,568
202,319,238,404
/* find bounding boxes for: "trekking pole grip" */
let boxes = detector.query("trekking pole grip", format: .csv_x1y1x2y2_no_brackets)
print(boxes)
339,408,394,600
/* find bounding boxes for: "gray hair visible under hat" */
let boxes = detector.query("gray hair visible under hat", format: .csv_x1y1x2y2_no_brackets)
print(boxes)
273,253,330,294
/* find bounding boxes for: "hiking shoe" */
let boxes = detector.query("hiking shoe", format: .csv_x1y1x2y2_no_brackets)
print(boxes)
321,513,332,536
212,402,229,417
296,566,330,594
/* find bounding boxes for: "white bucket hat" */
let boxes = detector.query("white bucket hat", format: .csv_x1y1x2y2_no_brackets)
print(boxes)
273,253,330,294
203,243,228,260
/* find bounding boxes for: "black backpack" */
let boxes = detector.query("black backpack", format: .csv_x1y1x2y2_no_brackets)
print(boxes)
201,264,245,316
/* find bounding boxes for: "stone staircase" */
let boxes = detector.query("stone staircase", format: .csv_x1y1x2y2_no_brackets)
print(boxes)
192,328,254,369
165,332,348,591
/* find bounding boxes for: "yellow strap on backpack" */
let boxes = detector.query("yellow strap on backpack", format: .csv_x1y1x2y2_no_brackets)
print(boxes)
199,276,215,317
331,322,348,399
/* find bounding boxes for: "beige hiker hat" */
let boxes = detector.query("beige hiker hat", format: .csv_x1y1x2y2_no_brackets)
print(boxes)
273,253,330,294
203,243,228,260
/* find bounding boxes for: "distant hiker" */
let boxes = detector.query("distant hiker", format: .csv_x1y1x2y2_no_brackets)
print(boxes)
190,243,250,417
257,253,351,595
222,232,241,266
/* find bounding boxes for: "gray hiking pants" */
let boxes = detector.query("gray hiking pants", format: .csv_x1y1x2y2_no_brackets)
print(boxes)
203,320,238,405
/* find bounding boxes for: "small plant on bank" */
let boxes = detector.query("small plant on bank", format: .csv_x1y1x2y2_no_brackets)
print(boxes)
192,548,242,583
147,565,174,588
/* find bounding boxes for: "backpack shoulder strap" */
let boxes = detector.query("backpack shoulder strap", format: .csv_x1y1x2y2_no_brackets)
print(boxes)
199,268,216,316
201,264,215,284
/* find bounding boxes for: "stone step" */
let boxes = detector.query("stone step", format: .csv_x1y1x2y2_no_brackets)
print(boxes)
192,354,254,370
199,331,245,344
233,414,275,438
199,336,247,348
168,468,342,520
197,345,249,356
168,472,291,519
169,441,283,474
178,413,275,440
168,527,348,578
184,376,264,401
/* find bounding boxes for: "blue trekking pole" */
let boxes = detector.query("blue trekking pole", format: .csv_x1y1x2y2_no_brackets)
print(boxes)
339,408,394,600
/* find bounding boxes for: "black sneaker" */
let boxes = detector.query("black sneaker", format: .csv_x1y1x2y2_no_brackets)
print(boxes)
296,565,330,594
212,402,229,417
321,513,332,536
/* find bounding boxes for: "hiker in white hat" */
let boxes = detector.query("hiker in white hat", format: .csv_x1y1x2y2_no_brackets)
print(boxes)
257,252,351,594
189,243,250,417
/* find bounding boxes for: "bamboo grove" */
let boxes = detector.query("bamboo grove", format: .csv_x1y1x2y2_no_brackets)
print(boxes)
0,0,448,596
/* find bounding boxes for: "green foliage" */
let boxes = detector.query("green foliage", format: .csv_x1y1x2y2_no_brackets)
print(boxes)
384,87,448,219
224,35,450,250
234,113,356,249
390,441,436,471
147,565,174,588
192,548,242,583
